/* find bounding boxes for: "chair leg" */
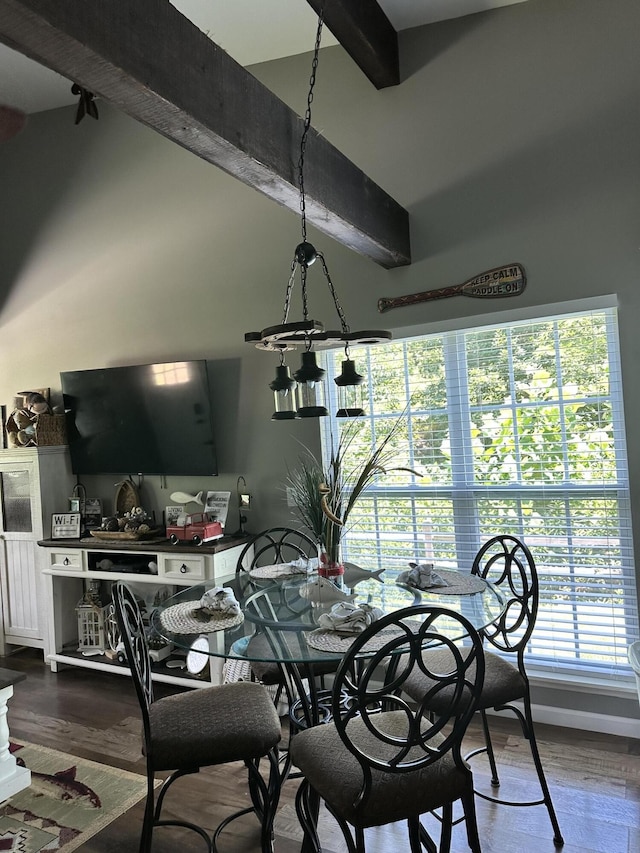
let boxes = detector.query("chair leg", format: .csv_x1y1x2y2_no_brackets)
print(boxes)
140,772,155,853
439,802,453,853
407,816,423,852
323,800,360,853
354,825,366,853
476,699,564,848
419,822,438,853
460,784,482,853
211,751,280,853
295,778,323,853
521,701,564,846
153,769,214,850
480,709,500,787
261,749,282,853
244,750,281,853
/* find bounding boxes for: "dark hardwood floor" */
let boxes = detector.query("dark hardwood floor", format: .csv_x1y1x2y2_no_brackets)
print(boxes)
3,648,639,852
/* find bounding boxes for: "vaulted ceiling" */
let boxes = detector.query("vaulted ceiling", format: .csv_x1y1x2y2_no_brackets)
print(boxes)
0,1,529,269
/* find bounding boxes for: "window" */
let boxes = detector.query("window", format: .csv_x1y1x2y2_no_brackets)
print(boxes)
322,307,638,679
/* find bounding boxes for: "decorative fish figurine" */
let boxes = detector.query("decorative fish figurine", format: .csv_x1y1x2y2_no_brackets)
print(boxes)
300,577,357,607
342,562,385,587
169,490,205,506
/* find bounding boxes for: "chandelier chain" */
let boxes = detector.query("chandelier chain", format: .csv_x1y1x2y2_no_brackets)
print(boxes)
318,252,349,333
298,10,324,244
300,262,310,321
281,258,297,325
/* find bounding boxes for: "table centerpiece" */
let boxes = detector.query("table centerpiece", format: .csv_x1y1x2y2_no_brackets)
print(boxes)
286,418,419,582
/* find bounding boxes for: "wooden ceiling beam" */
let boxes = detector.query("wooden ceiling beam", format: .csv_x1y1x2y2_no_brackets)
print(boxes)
305,0,400,89
0,0,410,268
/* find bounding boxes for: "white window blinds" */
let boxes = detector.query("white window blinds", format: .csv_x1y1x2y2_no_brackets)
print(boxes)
322,307,638,678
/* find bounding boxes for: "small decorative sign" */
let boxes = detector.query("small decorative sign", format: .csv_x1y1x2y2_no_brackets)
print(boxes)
205,491,231,528
51,512,82,539
84,499,103,529
165,505,183,526
378,263,527,313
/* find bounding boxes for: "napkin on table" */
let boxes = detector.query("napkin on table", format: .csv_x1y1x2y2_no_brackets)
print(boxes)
198,586,241,617
317,601,384,635
396,562,449,590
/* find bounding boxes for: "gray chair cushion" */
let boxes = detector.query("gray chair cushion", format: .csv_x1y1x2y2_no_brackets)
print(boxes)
402,647,526,712
148,681,281,770
246,632,338,684
246,633,283,685
289,711,469,829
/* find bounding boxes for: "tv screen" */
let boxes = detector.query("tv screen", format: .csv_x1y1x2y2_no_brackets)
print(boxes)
60,360,218,476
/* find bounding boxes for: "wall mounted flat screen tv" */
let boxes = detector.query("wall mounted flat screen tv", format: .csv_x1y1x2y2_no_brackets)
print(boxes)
60,360,218,476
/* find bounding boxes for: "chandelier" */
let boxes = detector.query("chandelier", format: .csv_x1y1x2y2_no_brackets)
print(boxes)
244,9,391,420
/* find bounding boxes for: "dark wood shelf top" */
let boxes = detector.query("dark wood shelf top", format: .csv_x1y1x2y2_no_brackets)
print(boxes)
37,534,250,555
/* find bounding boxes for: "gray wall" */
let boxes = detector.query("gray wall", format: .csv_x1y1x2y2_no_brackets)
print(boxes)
1,0,639,719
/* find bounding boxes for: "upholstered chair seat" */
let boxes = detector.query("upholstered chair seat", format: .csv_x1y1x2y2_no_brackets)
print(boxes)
148,681,282,770
291,711,469,829
403,646,526,714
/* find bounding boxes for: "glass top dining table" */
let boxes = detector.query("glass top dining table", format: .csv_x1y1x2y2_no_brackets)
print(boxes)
151,567,506,736
150,567,506,668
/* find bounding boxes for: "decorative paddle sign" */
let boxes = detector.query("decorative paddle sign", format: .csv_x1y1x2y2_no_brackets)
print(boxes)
378,263,527,313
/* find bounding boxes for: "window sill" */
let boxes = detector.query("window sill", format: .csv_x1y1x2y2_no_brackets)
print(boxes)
526,665,637,699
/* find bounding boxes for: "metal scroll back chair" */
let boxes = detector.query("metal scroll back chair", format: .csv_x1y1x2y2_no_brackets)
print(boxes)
235,526,318,579
290,604,486,853
112,581,282,853
235,527,334,691
465,535,564,846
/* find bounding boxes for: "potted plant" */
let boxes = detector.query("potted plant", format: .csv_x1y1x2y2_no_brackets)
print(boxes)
286,418,418,580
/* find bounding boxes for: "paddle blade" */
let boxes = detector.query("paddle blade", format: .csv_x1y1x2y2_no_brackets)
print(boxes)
378,263,526,313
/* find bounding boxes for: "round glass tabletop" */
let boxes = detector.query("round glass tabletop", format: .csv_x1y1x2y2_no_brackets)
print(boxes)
151,570,505,666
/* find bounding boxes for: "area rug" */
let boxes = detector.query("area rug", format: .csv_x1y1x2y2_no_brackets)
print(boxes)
0,740,148,852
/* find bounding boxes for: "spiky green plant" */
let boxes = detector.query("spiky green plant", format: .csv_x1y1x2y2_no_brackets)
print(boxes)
286,417,418,565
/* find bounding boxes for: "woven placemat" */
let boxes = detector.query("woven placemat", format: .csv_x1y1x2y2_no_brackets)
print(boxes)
159,602,244,634
306,625,408,653
249,564,309,580
398,569,486,595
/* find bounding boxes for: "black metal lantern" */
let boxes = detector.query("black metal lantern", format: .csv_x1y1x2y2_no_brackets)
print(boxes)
294,350,327,418
335,356,365,418
269,358,297,420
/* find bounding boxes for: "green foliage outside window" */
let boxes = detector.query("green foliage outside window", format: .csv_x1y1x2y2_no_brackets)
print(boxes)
322,310,637,672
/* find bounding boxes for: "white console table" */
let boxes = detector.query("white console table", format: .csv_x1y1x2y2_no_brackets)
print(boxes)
0,668,30,802
38,536,249,689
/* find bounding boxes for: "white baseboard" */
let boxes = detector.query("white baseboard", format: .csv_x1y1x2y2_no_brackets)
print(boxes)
488,701,640,739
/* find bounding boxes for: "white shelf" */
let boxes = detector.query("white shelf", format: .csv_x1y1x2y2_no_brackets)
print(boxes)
47,652,211,689
42,568,198,585
40,537,247,689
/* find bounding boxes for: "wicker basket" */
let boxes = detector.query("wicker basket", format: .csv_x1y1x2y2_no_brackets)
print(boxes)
34,413,67,446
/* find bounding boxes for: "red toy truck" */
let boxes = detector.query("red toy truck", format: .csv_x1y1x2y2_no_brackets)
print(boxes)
166,512,223,546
